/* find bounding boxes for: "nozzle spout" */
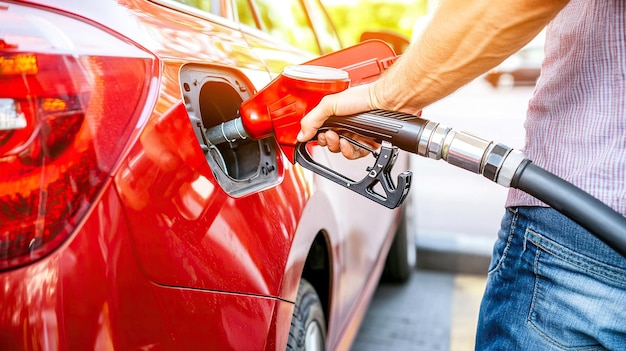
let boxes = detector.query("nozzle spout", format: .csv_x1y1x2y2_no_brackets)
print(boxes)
204,117,250,145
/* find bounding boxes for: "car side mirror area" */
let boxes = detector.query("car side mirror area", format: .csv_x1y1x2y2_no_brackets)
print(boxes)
359,31,410,54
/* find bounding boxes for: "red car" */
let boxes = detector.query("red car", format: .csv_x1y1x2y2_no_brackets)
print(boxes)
0,0,413,350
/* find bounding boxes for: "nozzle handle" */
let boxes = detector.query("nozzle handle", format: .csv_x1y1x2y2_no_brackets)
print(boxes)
320,110,428,154
292,110,424,208
295,141,412,209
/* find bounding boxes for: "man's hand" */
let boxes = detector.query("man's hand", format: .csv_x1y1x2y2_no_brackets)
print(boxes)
297,83,384,159
297,83,373,137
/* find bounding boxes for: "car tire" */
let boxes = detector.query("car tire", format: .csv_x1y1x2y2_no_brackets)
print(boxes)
287,279,326,351
381,207,415,283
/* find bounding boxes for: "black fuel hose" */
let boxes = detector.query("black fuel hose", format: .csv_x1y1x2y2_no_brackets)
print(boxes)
512,161,626,257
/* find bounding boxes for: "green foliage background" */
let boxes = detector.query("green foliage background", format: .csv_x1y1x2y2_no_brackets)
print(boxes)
321,0,429,46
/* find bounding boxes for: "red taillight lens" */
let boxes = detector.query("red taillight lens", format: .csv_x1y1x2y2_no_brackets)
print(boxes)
0,4,156,270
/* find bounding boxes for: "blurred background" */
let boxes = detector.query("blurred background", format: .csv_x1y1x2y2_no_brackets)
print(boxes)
322,2,544,349
321,0,540,263
322,2,541,349
321,0,426,47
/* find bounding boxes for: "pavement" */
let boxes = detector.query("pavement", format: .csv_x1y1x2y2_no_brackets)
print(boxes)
351,269,487,351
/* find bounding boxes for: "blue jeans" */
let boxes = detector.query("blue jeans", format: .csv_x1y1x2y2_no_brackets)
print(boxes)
475,207,626,350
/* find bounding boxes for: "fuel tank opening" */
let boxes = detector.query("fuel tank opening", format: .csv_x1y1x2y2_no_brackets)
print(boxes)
198,80,260,179
179,65,282,197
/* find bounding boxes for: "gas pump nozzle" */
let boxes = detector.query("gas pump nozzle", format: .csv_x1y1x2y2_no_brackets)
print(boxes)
204,64,413,208
204,64,524,209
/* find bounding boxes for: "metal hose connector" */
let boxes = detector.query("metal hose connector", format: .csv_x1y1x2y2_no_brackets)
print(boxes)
416,120,525,187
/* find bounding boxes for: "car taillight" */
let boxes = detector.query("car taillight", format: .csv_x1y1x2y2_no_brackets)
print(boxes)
0,3,156,270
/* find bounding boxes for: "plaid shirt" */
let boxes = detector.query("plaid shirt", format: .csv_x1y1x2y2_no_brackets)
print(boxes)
506,0,626,215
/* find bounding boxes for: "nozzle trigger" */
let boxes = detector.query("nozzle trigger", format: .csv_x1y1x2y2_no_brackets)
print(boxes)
294,141,412,209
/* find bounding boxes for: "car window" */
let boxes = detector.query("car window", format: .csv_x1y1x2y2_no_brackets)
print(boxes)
233,0,256,26
170,0,215,13
303,0,342,54
239,0,320,54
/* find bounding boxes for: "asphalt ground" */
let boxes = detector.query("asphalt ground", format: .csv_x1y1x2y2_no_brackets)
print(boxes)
351,269,487,351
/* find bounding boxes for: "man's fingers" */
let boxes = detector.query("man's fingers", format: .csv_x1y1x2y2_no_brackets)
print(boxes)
339,138,368,160
323,131,341,153
320,131,379,159
317,132,327,147
297,103,331,142
318,130,368,159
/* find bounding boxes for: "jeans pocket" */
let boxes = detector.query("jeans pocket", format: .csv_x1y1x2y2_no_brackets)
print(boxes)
526,229,626,350
487,209,517,274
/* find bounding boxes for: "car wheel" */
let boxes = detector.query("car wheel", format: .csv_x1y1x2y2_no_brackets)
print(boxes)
287,279,326,351
381,207,415,283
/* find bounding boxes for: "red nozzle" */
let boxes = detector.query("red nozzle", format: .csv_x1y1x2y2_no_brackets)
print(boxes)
239,65,350,162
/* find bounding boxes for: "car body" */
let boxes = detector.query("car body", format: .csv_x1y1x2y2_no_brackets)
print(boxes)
0,0,412,350
484,44,544,88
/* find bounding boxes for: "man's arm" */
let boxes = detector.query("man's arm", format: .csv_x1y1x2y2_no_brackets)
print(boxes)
297,0,569,159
